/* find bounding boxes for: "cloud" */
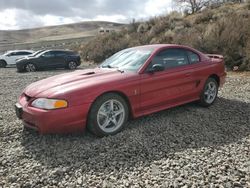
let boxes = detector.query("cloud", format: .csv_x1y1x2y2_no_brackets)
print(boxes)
0,0,172,30
0,9,44,30
93,15,128,23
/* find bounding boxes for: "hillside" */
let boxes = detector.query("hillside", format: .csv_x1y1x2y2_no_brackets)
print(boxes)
0,21,125,52
81,2,250,71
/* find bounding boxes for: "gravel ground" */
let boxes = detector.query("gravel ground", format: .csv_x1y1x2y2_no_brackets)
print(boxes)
0,67,249,188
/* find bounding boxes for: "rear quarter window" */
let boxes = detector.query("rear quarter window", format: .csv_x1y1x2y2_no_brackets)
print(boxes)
187,51,200,64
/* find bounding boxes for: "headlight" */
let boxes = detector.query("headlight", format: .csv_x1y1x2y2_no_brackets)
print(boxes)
31,98,68,110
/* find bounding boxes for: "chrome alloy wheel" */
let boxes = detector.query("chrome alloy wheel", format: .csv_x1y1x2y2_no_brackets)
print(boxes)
25,63,36,72
97,99,125,133
68,61,77,69
204,81,217,104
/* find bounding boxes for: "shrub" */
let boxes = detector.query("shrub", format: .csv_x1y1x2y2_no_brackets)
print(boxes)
148,21,170,36
247,0,250,9
137,23,150,33
168,11,183,22
80,3,250,70
194,9,214,24
201,13,250,69
82,32,129,63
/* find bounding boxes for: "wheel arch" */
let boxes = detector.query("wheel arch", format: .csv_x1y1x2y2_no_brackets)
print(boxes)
0,59,7,63
24,62,37,71
88,90,134,120
208,74,220,86
0,59,7,66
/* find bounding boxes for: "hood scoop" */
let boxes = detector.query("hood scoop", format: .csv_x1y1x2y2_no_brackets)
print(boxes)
81,71,95,75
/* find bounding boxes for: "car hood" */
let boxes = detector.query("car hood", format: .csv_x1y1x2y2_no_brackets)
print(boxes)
17,56,38,63
24,68,134,98
16,55,30,60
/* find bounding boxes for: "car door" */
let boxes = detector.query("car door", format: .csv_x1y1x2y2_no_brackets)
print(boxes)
39,51,57,68
6,52,18,65
139,48,198,113
53,51,67,67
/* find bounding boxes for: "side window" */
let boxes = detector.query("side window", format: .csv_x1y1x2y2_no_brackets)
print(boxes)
15,52,32,56
9,52,17,56
42,51,54,58
187,51,200,64
54,51,66,57
14,52,22,56
65,51,75,55
150,49,189,70
23,52,33,55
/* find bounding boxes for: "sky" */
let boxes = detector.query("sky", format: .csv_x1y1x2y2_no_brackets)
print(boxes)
0,0,174,30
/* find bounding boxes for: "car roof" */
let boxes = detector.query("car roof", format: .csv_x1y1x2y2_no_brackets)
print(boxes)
132,44,196,50
6,50,34,53
131,44,205,57
46,49,73,52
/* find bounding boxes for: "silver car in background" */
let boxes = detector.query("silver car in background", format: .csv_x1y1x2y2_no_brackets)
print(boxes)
0,50,34,67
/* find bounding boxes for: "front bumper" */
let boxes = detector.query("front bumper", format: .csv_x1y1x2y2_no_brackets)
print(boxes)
16,94,91,134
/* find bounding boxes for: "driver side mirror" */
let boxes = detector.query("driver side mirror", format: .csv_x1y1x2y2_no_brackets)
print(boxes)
147,64,165,73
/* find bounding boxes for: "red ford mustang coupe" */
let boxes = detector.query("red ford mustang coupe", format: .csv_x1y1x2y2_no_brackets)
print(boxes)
15,44,226,136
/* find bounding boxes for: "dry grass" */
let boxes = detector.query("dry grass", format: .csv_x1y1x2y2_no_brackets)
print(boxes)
0,21,125,53
81,3,250,71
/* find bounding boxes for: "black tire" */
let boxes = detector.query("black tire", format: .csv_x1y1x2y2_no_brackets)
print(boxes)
17,68,24,73
25,63,36,72
67,61,77,70
199,78,218,107
0,60,7,68
87,93,129,137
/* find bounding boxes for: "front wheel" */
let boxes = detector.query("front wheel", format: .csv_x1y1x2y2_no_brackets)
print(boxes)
25,63,36,72
0,60,7,68
87,93,129,137
199,78,218,107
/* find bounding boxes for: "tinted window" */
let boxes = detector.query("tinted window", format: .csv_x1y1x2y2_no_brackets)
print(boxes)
150,49,189,70
187,51,200,64
15,51,32,56
8,52,16,56
65,51,76,55
54,51,66,57
9,52,19,56
42,51,54,57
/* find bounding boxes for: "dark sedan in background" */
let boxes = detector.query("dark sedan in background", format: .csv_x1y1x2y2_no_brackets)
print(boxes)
16,49,81,72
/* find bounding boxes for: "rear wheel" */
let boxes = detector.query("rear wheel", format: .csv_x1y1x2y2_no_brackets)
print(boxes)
0,60,7,68
67,61,77,70
199,78,218,107
87,93,129,137
25,63,36,72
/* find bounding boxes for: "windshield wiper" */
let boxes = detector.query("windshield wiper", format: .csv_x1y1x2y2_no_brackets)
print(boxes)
117,68,124,73
101,65,114,68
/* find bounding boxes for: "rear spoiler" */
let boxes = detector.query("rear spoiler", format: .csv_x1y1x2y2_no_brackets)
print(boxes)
206,54,224,59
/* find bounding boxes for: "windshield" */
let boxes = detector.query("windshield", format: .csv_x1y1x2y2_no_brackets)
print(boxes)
3,51,11,56
100,48,153,72
32,50,44,57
